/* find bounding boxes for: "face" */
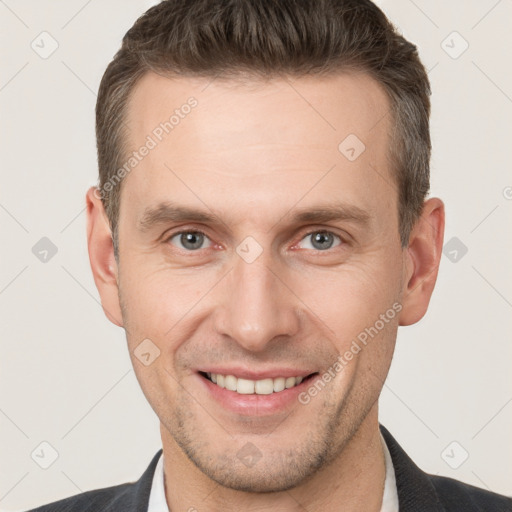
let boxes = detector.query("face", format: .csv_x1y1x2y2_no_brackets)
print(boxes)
89,71,437,493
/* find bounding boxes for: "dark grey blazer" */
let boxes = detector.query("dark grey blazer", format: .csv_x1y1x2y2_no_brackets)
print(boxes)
26,425,512,511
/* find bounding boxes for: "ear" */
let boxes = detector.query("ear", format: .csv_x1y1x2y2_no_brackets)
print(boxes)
86,186,123,327
399,197,445,326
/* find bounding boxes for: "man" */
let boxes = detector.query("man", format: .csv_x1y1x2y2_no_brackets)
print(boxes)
28,0,511,511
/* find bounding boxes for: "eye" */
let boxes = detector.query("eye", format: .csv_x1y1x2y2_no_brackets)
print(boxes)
167,230,212,251
297,230,342,251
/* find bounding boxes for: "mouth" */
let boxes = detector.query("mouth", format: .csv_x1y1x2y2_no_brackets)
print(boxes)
198,371,319,395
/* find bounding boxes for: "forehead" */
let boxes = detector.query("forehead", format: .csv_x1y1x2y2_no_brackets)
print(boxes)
126,70,391,154
121,71,395,230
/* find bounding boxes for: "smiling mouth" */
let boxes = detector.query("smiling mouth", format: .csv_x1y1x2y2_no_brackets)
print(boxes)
198,371,318,395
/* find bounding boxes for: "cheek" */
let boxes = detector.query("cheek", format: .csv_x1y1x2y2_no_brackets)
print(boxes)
300,263,401,399
292,259,401,337
119,258,219,339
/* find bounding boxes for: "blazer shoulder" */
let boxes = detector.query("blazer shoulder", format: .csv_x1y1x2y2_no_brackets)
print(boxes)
429,473,512,512
25,449,162,512
25,481,136,512
379,424,511,512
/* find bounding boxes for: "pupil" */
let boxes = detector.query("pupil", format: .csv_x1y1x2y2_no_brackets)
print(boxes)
312,232,332,250
181,232,203,250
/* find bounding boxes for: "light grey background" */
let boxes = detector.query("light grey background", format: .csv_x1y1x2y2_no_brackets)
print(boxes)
1,1,511,510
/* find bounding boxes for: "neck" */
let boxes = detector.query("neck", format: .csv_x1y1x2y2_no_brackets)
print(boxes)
160,407,386,512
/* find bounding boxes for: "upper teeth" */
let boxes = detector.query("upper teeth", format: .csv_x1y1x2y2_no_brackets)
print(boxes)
207,373,304,395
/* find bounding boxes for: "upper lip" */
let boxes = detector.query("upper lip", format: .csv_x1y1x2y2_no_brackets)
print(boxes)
197,367,317,380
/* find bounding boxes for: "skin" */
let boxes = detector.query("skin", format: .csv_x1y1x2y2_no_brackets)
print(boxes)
86,71,444,511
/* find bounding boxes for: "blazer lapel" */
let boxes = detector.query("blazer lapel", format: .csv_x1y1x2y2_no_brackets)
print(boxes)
380,425,445,512
123,449,163,512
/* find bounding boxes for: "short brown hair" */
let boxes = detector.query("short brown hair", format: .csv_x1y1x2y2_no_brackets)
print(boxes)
96,0,431,254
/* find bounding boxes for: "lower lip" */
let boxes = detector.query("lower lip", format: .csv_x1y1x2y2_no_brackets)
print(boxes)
197,372,318,416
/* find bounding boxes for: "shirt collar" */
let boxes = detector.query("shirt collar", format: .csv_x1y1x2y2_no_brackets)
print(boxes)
147,449,168,512
380,430,400,511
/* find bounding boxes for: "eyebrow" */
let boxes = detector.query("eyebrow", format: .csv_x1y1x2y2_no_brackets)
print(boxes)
138,203,219,232
137,201,371,233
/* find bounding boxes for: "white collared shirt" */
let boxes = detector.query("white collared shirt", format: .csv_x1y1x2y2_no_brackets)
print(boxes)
147,433,399,511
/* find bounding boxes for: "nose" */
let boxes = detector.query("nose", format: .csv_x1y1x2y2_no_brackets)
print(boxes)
214,247,301,352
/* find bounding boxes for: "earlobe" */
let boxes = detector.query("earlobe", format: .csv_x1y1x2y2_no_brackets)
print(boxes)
86,186,124,327
399,198,445,326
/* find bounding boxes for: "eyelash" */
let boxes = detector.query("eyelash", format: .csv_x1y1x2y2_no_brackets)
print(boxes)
164,228,345,253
